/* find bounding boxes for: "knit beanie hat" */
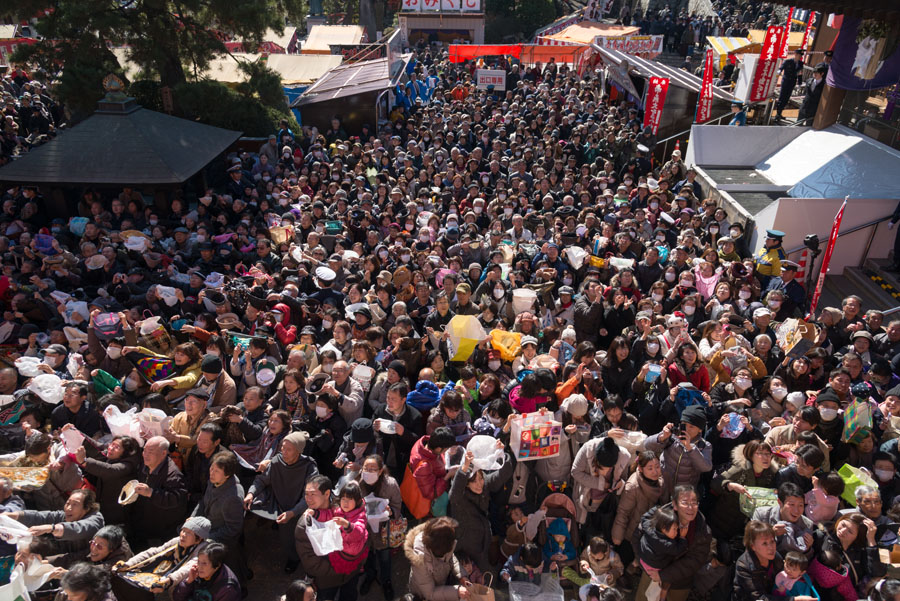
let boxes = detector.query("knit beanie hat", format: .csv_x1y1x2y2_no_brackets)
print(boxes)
283,431,310,454
594,437,620,468
182,516,211,539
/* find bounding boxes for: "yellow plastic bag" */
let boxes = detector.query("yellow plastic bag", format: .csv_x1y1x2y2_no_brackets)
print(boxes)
446,315,486,362
490,329,521,363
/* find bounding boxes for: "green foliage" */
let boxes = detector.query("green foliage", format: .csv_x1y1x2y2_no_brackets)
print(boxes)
128,80,165,112
515,0,557,35
236,60,289,111
173,79,297,136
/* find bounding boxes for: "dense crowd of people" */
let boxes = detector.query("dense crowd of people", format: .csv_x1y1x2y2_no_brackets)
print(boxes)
1,26,900,601
0,68,63,165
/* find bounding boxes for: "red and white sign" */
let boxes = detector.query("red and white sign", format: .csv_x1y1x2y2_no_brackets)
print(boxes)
780,6,794,58
808,197,847,317
696,49,714,123
642,76,669,135
402,0,421,10
422,0,440,10
475,68,506,90
749,25,784,102
598,35,664,58
801,11,816,51
462,0,481,11
440,0,458,9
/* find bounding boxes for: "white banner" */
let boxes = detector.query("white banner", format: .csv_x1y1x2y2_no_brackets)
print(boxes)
475,68,506,90
402,0,421,10
462,0,481,11
599,35,664,57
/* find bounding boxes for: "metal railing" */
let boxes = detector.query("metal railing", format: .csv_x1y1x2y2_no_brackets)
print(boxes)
838,107,900,150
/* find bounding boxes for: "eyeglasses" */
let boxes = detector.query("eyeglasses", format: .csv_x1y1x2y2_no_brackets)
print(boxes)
860,498,882,506
678,501,699,508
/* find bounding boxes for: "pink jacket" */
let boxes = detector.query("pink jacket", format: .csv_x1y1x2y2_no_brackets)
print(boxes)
318,504,369,574
804,488,839,523
509,385,549,414
808,558,856,601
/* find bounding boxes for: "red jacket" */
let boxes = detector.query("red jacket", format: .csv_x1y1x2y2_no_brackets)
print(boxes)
409,436,448,500
666,362,710,393
272,303,297,346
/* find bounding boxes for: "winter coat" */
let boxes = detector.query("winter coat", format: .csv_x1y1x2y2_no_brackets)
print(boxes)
709,445,778,539
51,538,133,569
316,503,369,574
811,530,886,595
752,504,814,557
633,503,713,590
130,457,188,541
571,437,632,524
79,451,141,525
409,436,449,500
808,557,856,601
248,453,318,518
733,549,784,601
501,548,547,583
611,470,663,545
172,564,241,601
192,476,245,544
638,521,688,570
404,522,463,601
373,403,424,477
360,473,402,551
574,294,605,346
448,453,515,571
643,432,713,500
18,509,105,554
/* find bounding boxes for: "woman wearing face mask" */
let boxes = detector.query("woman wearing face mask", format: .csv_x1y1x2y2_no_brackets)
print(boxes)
298,394,347,480
757,376,791,425
814,388,845,448
356,455,402,599
676,293,706,333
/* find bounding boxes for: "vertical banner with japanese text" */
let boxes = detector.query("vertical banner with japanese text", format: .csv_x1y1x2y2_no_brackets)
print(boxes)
750,25,784,102
807,197,847,317
696,49,714,123
801,11,816,51
780,6,794,58
643,77,669,135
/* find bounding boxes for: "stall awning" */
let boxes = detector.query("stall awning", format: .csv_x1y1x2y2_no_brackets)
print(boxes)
292,54,410,107
541,22,640,46
705,36,752,68
302,25,365,54
592,45,736,102
747,29,806,50
449,45,522,63
521,44,591,66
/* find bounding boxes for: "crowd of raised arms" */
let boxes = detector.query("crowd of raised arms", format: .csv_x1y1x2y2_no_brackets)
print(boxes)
1,13,900,601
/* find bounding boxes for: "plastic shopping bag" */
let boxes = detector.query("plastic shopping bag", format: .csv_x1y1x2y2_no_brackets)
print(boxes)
306,518,344,556
0,514,32,547
839,464,878,506
466,435,505,471
510,412,562,462
490,329,522,363
364,493,390,531
509,576,564,601
446,315,487,362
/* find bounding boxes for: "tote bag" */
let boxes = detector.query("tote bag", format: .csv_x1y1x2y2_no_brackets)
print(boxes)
467,573,495,601
400,464,431,519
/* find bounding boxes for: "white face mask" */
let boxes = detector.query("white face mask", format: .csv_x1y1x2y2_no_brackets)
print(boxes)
768,300,781,309
378,250,388,260
361,471,380,485
563,277,573,286
474,206,483,214
819,407,839,421
316,406,329,418
683,305,696,315
493,289,505,299
734,377,751,390
106,346,122,360
652,292,664,302
647,342,660,354
322,320,333,329
488,360,501,371
875,469,894,482
322,363,333,374
730,229,740,238
739,290,752,300
401,254,411,263
665,272,676,282
124,377,139,392
770,387,787,401
680,279,693,288
42,355,61,369
709,226,719,234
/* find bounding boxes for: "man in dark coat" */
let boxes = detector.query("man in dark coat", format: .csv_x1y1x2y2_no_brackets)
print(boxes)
797,63,828,125
129,435,188,548
776,50,804,120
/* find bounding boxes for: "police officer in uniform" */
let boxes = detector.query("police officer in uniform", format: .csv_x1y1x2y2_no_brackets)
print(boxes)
764,260,806,315
754,229,786,288
797,63,828,125
776,49,804,120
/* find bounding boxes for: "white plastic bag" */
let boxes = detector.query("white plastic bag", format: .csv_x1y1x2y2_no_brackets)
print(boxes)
510,577,564,601
0,513,33,547
0,564,27,600
135,408,170,441
15,356,43,377
27,373,65,404
104,405,138,439
23,555,57,591
306,517,344,556
60,428,85,453
646,580,663,601
466,435,505,471
364,493,390,530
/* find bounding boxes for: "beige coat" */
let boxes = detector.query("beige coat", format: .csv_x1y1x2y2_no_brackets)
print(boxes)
611,469,663,546
404,522,462,601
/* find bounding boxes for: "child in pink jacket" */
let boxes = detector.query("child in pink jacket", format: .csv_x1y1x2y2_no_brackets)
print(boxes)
318,481,369,575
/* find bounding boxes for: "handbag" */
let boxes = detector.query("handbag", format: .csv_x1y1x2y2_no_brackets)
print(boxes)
379,517,408,549
842,398,873,444
467,573,495,601
400,464,431,519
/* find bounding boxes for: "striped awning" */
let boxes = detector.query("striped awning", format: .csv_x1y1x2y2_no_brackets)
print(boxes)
705,36,752,68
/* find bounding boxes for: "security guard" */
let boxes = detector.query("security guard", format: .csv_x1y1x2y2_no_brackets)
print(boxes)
764,260,806,315
755,229,786,287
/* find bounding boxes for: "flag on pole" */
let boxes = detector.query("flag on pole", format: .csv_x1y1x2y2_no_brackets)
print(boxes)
801,11,816,51
695,49,715,123
780,6,794,58
807,197,848,318
642,77,670,135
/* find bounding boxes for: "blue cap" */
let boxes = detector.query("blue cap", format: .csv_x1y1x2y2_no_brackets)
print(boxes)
765,229,785,239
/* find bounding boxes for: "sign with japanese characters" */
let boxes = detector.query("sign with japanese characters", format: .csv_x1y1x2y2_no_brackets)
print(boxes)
696,49,715,123
401,0,480,11
461,0,481,11
599,35,664,58
642,76,669,135
475,68,506,90
402,0,421,10
749,25,784,102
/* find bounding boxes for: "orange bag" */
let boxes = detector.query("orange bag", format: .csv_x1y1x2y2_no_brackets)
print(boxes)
400,464,431,519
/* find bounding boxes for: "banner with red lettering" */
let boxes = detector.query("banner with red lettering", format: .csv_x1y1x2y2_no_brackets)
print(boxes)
750,25,784,102
642,77,669,135
807,197,847,317
801,11,816,51
696,49,714,123
780,6,794,58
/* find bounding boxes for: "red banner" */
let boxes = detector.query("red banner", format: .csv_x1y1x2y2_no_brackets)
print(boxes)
696,49,714,123
807,198,847,317
801,11,816,52
780,6,794,58
750,25,784,102
642,77,669,135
